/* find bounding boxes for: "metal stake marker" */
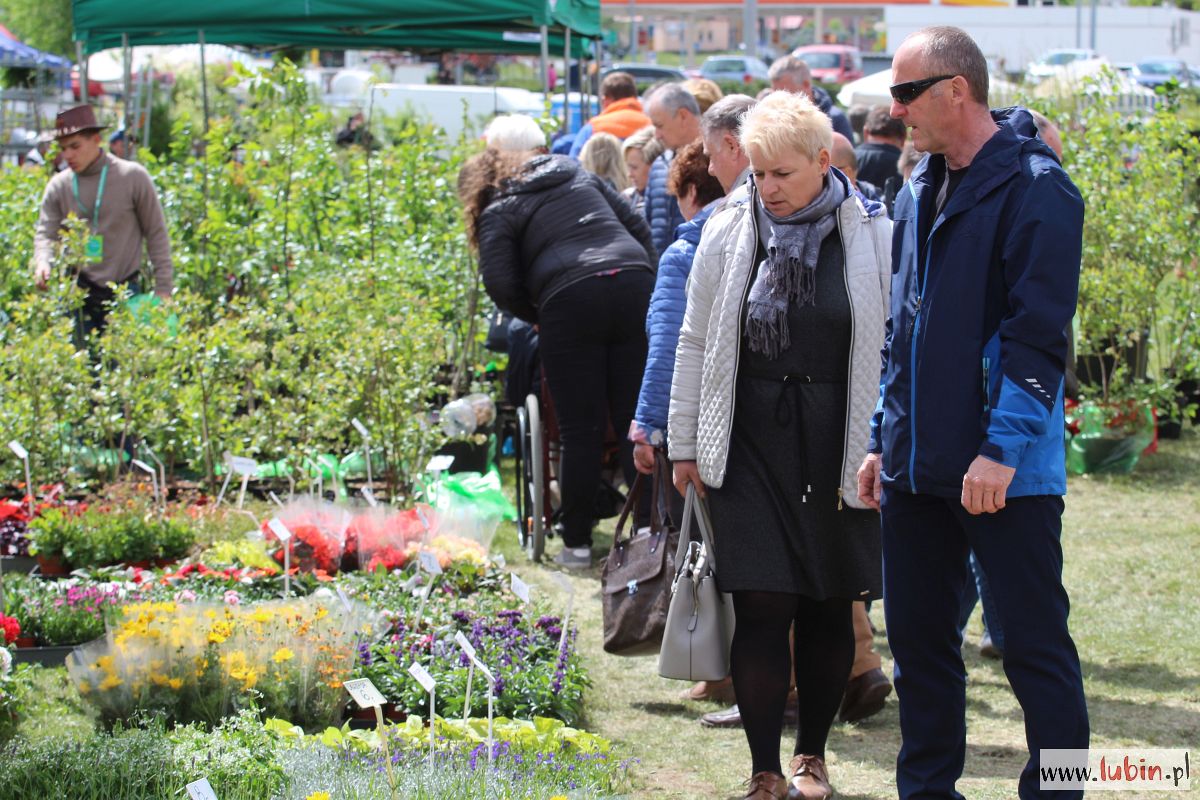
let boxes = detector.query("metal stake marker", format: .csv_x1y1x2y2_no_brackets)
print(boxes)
267,517,293,597
408,662,437,766
131,459,160,509
140,444,167,510
7,441,32,520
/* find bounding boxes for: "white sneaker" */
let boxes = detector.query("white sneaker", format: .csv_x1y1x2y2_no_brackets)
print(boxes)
552,547,593,570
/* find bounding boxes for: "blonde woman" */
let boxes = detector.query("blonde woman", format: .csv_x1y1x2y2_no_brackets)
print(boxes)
579,132,631,193
621,125,664,215
668,91,891,800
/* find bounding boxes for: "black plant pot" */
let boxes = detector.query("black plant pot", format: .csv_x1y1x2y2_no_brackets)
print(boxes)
1158,419,1183,439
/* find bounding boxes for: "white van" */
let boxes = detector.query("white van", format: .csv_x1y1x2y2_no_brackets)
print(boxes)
366,83,545,144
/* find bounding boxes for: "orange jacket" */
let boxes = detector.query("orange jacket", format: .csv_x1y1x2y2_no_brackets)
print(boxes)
590,97,651,140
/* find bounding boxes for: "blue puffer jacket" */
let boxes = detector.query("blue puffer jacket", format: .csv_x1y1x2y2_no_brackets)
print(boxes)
868,107,1082,498
630,200,719,447
643,154,685,259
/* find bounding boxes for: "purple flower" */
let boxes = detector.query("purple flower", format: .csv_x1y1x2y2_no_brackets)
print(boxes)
451,610,471,624
357,642,373,667
497,609,522,621
535,615,560,628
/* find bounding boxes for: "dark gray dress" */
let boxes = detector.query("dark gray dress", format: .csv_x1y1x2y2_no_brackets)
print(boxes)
707,227,883,600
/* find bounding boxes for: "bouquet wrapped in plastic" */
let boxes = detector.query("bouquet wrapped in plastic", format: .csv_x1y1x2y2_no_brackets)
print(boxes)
67,595,386,729
261,501,352,574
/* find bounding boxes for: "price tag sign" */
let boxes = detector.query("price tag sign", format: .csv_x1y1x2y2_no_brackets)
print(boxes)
7,441,27,460
426,455,455,473
336,585,353,612
267,517,293,543
360,486,378,507
415,506,432,531
493,553,506,568
418,550,443,575
551,573,575,597
408,662,436,694
511,573,531,604
454,631,477,660
131,459,155,475
344,677,387,709
185,778,218,800
228,456,258,476
352,418,371,439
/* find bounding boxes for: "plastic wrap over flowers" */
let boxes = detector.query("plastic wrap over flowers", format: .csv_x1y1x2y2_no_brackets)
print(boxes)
66,595,387,729
261,501,352,574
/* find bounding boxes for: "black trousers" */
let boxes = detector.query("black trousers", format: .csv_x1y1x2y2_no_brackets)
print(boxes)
537,269,652,548
73,274,140,348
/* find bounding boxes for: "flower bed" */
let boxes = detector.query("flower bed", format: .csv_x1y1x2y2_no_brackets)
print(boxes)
67,596,385,729
29,507,195,571
2,574,133,647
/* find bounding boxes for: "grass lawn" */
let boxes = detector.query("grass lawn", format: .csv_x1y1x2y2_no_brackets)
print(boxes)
495,431,1200,799
11,433,1197,799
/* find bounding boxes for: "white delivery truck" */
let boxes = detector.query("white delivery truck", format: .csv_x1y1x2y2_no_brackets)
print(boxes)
363,83,545,144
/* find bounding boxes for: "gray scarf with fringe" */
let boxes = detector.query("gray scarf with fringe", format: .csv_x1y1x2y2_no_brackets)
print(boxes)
746,172,847,359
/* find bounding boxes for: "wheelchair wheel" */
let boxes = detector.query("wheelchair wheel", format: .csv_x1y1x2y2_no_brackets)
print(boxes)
516,393,546,562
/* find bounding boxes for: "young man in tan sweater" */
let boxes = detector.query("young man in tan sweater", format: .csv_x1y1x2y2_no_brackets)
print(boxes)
33,105,173,340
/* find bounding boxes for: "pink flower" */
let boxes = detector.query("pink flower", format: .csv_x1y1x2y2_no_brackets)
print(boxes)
174,589,197,603
223,590,241,606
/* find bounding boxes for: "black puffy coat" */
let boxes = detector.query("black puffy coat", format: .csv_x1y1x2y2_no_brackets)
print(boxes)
475,155,656,322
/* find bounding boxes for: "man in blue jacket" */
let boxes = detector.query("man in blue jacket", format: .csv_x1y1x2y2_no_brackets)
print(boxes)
856,26,1089,800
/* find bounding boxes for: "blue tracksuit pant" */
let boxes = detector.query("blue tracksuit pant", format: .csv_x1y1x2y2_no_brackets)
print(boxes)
881,489,1089,799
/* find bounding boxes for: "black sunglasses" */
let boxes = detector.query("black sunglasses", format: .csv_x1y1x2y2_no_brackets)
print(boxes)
890,75,957,105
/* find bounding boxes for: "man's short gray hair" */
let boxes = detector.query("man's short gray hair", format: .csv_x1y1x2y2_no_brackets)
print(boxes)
768,55,811,85
701,94,756,139
482,114,546,152
912,26,989,105
647,82,701,117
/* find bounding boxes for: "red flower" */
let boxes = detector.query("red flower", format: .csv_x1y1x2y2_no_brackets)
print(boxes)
0,614,20,645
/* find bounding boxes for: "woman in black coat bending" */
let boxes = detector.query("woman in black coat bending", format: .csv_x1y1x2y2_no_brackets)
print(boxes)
459,149,657,569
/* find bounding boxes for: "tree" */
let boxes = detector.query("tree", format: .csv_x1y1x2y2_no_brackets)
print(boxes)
0,0,74,57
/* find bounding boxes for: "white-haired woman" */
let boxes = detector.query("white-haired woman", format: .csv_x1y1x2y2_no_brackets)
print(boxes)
482,114,547,153
668,91,891,800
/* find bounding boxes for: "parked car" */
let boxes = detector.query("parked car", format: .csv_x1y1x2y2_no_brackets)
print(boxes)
1133,57,1192,89
791,45,863,84
699,55,770,85
600,63,687,91
1024,48,1100,84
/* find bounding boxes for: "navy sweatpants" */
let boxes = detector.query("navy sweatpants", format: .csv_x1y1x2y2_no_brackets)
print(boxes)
881,488,1089,800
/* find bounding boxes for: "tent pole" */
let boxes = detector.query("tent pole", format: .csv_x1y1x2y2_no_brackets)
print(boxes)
199,29,210,136
122,34,133,157
563,28,571,134
77,41,88,102
540,26,550,95
592,36,603,121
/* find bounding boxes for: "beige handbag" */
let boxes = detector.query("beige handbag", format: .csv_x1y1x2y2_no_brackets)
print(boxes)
657,484,736,682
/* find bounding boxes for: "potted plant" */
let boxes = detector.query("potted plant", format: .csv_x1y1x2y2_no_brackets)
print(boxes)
27,508,78,575
1057,76,1200,471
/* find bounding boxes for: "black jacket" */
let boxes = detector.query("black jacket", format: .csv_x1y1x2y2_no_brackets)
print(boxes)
855,141,903,191
812,86,854,142
476,155,656,322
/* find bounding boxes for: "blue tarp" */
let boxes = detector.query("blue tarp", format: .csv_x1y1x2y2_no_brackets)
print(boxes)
0,29,72,70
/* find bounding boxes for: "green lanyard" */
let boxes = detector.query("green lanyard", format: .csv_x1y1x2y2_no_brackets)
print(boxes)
71,161,109,230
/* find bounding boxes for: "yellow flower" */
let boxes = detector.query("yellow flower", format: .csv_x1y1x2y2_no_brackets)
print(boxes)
77,681,91,696
313,606,329,621
251,608,274,624
306,793,331,800
272,647,295,664
99,674,123,691
168,677,183,690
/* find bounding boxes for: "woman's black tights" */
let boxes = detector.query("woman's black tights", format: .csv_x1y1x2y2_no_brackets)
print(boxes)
730,591,854,776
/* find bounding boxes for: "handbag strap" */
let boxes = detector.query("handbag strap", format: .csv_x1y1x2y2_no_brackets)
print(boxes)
675,484,720,575
651,450,676,531
612,471,647,547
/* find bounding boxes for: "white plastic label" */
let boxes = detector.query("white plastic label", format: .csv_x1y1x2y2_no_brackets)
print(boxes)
336,585,353,611
267,517,293,543
344,677,386,709
228,456,258,476
511,574,531,604
408,662,436,694
551,573,575,597
454,631,477,660
7,441,27,460
426,455,455,473
415,506,432,531
418,550,443,575
352,418,370,438
493,553,506,568
186,778,218,800
131,459,155,475
401,573,421,592
360,486,378,507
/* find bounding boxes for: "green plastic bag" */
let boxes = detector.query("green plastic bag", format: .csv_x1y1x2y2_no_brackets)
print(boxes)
435,469,517,522
1066,402,1155,475
124,293,180,338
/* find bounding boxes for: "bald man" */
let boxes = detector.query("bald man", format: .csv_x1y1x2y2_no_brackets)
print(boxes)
830,132,882,201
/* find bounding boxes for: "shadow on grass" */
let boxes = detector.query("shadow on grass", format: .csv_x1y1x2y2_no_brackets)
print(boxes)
1081,659,1200,694
629,700,704,720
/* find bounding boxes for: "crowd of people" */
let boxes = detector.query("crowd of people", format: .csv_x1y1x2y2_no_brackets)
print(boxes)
27,25,1086,800
460,25,1085,800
